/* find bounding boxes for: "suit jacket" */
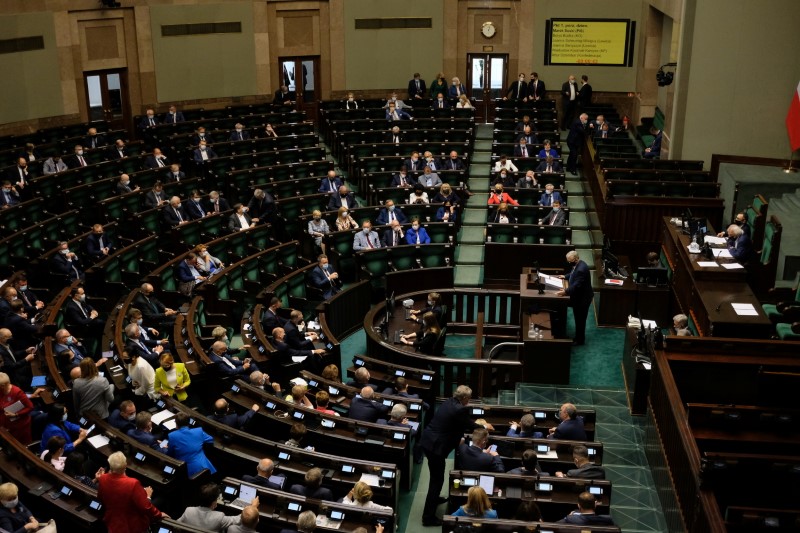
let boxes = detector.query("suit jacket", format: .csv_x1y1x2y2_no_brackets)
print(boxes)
164,111,185,124
66,153,90,169
274,90,295,105
107,409,136,434
538,148,559,159
309,265,341,300
578,83,593,107
566,462,606,479
404,158,424,173
456,444,505,472
514,144,534,158
85,232,113,260
727,232,754,263
127,428,161,450
506,81,528,100
420,397,482,457
164,170,185,183
144,155,169,170
168,426,216,476
539,191,564,207
536,160,563,173
353,230,381,251
178,506,238,531
64,299,101,330
567,119,589,146
543,208,567,226
418,173,442,188
272,339,313,365
242,474,283,490
648,131,663,154
206,197,231,214
289,484,334,501
193,147,218,163
191,134,214,146
385,108,412,120
133,292,171,324
229,130,251,142
144,190,166,209
16,288,40,319
528,79,546,100
347,395,389,423
381,228,404,248
376,207,407,225
210,408,256,430
163,205,189,226
176,260,198,283
560,513,615,526
318,177,343,194
0,189,20,208
390,173,413,187
448,84,467,99
405,227,431,245
116,182,133,195
108,147,128,160
386,131,404,143
562,80,578,102
42,158,68,175
125,338,161,367
408,78,427,99
228,212,253,231
139,116,160,129
516,132,539,145
283,322,314,351
85,134,107,150
184,200,208,220
51,253,83,281
565,261,594,309
261,308,288,334
247,194,275,221
327,192,358,212
441,157,464,171
431,99,450,110
98,472,163,533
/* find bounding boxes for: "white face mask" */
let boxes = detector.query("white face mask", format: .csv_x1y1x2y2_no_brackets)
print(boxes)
236,128,243,133
363,228,370,234
2,499,18,509
412,225,420,231
77,150,84,156
342,211,349,218
60,249,70,255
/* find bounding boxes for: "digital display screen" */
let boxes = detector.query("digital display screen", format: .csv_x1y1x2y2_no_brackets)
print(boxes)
422,374,432,381
590,486,603,495
265,401,276,410
462,478,477,486
60,486,72,496
409,403,421,411
278,452,290,461
308,380,318,388
547,19,632,66
292,411,304,420
355,359,364,366
393,432,405,440
288,502,301,512
395,370,405,377
89,500,102,510
536,482,553,491
588,447,597,455
537,445,550,453
322,419,335,429
383,400,393,407
163,466,175,475
471,408,484,416
231,384,240,392
224,486,237,495
329,386,339,395
134,452,146,461
381,470,394,478
534,411,546,419
342,465,355,473
330,510,344,520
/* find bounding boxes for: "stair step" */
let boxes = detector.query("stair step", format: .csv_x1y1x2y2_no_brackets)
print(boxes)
455,245,485,264
588,211,602,229
469,192,490,203
568,212,590,229
570,231,593,247
474,140,493,151
470,179,490,192
463,209,489,224
471,153,491,164
454,265,484,286
458,226,486,244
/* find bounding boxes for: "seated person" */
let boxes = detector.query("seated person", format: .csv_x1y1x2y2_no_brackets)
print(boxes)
285,384,314,410
418,167,441,188
210,398,259,430
385,101,412,121
391,167,413,188
536,156,562,174
319,171,343,194
381,220,405,247
399,312,440,354
353,221,381,250
386,125,403,144
436,201,457,223
725,223,754,264
208,341,252,377
376,199,407,225
346,367,377,391
487,184,519,206
409,292,444,327
347,386,389,423
341,481,393,512
284,310,318,350
542,200,567,226
555,445,606,479
547,403,587,441
517,170,538,189
273,84,295,106
335,206,359,231
558,491,615,526
405,218,431,245
492,170,515,189
456,427,504,472
507,413,536,437
642,127,662,158
432,92,450,109
493,155,518,173
488,202,516,224
241,458,283,489
107,400,137,433
229,123,250,142
538,139,559,159
539,183,563,206
85,224,114,262
193,141,217,163
646,251,662,267
514,138,533,158
516,125,539,146
672,313,692,336
289,467,334,501
408,185,429,204
314,390,339,416
507,449,547,476
128,412,166,451
432,183,460,205
451,486,497,518
179,483,252,531
271,327,326,371
717,212,751,238
383,376,430,411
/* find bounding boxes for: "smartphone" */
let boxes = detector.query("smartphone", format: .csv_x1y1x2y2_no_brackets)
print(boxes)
488,444,497,453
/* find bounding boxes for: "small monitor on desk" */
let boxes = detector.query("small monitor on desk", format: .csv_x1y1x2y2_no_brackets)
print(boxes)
636,267,669,287
688,217,708,237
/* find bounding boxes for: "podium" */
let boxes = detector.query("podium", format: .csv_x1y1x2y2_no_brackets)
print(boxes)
518,268,573,384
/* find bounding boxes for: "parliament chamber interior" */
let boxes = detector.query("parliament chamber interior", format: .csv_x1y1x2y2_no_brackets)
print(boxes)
1,1,800,532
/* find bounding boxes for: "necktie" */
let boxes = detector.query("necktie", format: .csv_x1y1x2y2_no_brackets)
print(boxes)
149,118,154,126
330,181,336,192
522,147,527,157
196,202,205,216
221,356,236,369
389,212,395,222
602,131,607,138
91,138,97,148
137,340,147,352
517,83,521,98
118,150,123,157
416,232,420,244
547,165,552,173
550,214,556,226
157,158,164,167
79,156,86,166
201,150,208,161
20,291,31,307
439,102,443,109
393,112,399,120
2,344,16,363
239,133,243,141
98,236,104,249
416,81,419,91
174,173,180,181
400,177,405,186
175,208,183,223
394,136,399,143
367,235,374,249
214,202,219,213
392,232,397,246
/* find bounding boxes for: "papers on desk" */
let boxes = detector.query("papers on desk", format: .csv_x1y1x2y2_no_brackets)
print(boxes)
642,319,658,329
87,434,110,449
292,356,308,363
704,235,727,245
722,263,744,269
162,419,177,431
316,515,343,530
538,273,565,289
732,303,759,316
407,420,420,431
696,261,719,268
151,409,173,426
538,448,559,459
711,248,733,258
359,473,382,487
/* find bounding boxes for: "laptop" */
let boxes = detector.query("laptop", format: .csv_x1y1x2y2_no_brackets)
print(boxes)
229,484,258,509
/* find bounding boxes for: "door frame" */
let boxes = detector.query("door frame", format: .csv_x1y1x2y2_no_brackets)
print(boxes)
466,53,508,124
83,68,132,134
278,56,321,121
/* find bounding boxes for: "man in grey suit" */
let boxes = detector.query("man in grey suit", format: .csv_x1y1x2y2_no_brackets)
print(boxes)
179,483,256,532
353,221,381,251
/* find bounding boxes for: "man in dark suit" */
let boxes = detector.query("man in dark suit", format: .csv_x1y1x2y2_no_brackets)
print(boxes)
309,255,341,300
327,185,358,212
271,327,325,370
206,191,230,214
386,125,404,144
176,254,206,296
228,203,255,231
643,127,662,158
13,276,44,319
67,145,90,169
578,75,593,111
380,220,404,248
375,199,407,225
192,141,217,163
4,302,39,352
138,108,159,131
504,73,528,102
143,182,167,209
85,224,114,262
273,85,295,107
191,127,213,146
408,73,427,100
420,385,494,526
318,171,343,194
558,492,615,526
514,138,532,158
542,200,567,226
386,101,413,120
128,412,164,451
164,163,185,183
548,403,588,440
64,286,104,339
229,123,251,142
289,468,334,501
7,158,31,199
561,75,579,130
107,400,137,434
555,445,606,479
124,323,164,367
345,367,378,391
347,386,389,423
116,174,139,195
441,151,464,171
133,283,178,328
210,398,258,430
456,427,505,472
536,157,563,174
539,183,564,207
85,128,107,150
557,251,593,346
516,125,539,146
163,105,185,124
431,93,449,110
261,297,287,333
184,190,208,220
51,241,84,282
284,310,318,350
528,72,546,101
391,167,413,188
0,327,35,387
208,341,252,377
246,189,274,223
108,139,128,160
725,224,754,265
0,182,20,208
242,458,284,490
144,148,169,169
163,196,189,227
566,113,589,175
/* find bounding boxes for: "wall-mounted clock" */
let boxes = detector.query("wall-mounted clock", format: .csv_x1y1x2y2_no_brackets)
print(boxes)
481,21,496,39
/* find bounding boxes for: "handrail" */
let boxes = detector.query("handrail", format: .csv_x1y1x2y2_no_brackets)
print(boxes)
487,341,524,361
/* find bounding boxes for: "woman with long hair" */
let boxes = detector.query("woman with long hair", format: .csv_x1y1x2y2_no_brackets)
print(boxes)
452,486,497,518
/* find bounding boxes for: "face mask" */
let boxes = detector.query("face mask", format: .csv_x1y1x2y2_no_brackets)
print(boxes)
313,216,320,221
526,176,532,181
553,207,560,212
147,114,154,119
18,285,27,291
3,188,10,193
500,174,507,179
200,147,206,151
412,225,419,230
322,263,329,270
66,336,75,345
363,228,370,234
137,319,143,325
388,205,395,211
126,414,136,421
342,211,348,218
438,98,443,102
427,300,433,306
519,76,524,81
62,413,68,421
391,97,397,102
348,97,354,102
122,181,130,186
411,157,418,162
79,295,86,302
202,251,209,256
77,150,84,156
2,499,17,509
236,128,243,133
60,249,69,255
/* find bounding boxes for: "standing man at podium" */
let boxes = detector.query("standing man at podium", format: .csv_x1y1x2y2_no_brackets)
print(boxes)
557,251,593,346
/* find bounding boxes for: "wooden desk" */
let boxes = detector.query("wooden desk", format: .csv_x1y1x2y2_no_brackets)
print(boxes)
484,243,574,284
662,217,771,338
621,326,650,416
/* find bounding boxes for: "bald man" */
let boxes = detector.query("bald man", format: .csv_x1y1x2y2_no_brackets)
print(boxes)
347,386,389,423
133,283,177,327
241,458,284,490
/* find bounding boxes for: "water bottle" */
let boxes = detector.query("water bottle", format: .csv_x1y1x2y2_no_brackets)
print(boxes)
534,326,540,339
528,321,535,338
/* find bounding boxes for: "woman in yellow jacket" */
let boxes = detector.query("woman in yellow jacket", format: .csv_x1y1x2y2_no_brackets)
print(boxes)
154,353,191,402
